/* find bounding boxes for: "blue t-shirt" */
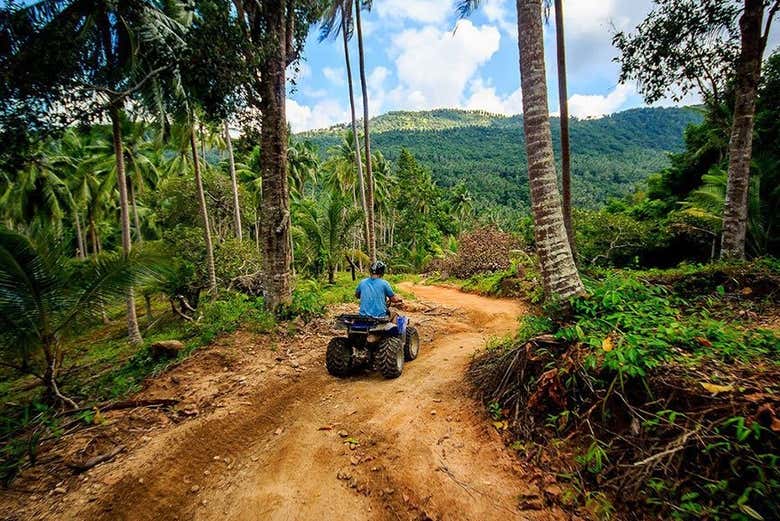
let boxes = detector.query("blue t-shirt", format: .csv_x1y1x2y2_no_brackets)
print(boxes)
356,277,395,318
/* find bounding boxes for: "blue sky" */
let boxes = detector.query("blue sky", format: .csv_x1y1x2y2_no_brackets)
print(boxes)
286,0,779,132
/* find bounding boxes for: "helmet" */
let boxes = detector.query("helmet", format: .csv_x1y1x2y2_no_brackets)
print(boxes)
369,260,386,276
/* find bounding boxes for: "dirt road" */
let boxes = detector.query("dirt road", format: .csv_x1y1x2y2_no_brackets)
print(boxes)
7,284,566,521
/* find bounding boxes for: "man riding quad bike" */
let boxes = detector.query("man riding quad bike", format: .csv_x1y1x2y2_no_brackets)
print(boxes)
326,261,420,379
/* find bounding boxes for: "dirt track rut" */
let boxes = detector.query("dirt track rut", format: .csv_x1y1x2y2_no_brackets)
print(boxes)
18,284,566,520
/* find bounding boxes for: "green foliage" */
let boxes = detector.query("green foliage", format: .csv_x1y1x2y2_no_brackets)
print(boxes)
613,0,739,105
299,107,701,212
472,263,779,520
0,229,162,401
197,292,275,344
593,50,780,263
558,273,778,379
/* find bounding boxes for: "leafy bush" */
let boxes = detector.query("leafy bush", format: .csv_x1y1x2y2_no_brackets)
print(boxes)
470,267,780,520
197,292,275,344
284,279,327,320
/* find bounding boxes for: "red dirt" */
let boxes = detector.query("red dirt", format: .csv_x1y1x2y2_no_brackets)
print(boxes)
0,283,569,521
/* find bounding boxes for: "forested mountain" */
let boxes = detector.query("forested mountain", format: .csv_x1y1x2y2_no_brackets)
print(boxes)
298,107,703,210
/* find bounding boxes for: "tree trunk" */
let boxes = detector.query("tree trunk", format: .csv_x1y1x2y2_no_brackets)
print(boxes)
516,0,584,299
554,0,574,256
258,2,293,312
73,211,85,260
342,18,371,256
355,0,377,263
720,0,765,259
144,293,154,324
129,177,143,244
255,219,260,253
110,105,143,345
190,127,218,293
89,216,98,256
224,120,243,240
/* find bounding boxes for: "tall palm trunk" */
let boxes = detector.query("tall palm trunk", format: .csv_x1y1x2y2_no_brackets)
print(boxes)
190,127,218,293
73,210,85,260
110,105,143,345
342,17,371,254
89,216,98,256
721,0,766,259
354,0,376,262
516,0,583,299
554,0,574,255
258,1,293,312
224,120,243,240
129,178,143,244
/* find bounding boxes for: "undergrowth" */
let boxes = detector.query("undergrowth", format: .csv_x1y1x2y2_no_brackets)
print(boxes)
0,271,415,484
470,263,780,520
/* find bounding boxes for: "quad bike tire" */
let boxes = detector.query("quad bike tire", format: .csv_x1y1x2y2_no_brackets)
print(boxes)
404,326,420,361
326,337,352,377
376,336,404,379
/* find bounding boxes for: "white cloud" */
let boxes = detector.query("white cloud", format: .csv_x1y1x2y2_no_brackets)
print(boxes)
567,83,635,118
388,20,501,109
464,78,522,115
376,0,454,24
368,66,389,92
483,0,517,39
286,98,349,132
322,66,345,86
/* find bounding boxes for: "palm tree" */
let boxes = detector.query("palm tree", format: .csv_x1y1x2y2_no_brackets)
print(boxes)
320,1,371,255
295,190,364,283
0,229,156,408
354,0,377,262
459,0,583,299
288,140,320,200
3,0,186,344
119,115,162,245
224,121,243,240
190,119,218,294
553,0,574,255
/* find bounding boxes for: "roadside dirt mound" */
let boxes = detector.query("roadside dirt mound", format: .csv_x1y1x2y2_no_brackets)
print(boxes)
1,283,568,521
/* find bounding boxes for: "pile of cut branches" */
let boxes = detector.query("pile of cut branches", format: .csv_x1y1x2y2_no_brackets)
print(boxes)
469,270,780,520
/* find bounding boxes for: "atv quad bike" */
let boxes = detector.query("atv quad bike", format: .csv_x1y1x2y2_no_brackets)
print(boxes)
326,313,420,379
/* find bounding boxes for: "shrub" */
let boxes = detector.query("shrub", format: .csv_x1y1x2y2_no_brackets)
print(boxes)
197,292,275,344
469,268,780,520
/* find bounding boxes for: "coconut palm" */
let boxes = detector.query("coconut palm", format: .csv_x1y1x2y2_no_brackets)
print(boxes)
119,115,163,244
0,229,158,408
224,121,243,240
288,140,320,200
458,0,583,298
320,1,371,253
553,0,574,254
2,0,187,345
354,0,376,262
295,190,364,283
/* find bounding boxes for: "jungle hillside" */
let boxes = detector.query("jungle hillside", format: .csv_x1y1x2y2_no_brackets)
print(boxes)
0,1,778,521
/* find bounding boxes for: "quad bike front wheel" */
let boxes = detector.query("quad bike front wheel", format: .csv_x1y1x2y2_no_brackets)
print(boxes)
326,337,352,377
376,336,404,379
404,326,420,361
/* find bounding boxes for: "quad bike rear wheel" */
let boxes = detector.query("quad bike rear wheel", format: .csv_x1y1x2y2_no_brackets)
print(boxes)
404,326,420,361
376,336,404,379
326,337,352,377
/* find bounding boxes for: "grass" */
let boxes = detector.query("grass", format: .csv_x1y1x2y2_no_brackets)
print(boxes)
0,269,421,483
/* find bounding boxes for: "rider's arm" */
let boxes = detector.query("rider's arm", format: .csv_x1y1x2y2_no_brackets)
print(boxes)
384,281,403,304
